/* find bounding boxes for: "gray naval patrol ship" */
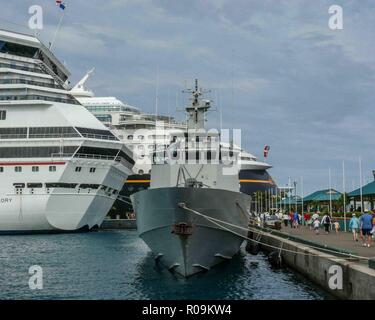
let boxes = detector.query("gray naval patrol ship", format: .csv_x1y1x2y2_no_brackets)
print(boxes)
131,80,251,277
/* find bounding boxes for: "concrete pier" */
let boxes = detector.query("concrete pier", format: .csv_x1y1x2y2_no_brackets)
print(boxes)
249,226,375,300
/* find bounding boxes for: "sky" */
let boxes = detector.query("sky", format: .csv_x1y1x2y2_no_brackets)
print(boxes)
1,0,375,195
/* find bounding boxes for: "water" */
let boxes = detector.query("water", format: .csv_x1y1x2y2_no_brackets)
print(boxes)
0,230,332,300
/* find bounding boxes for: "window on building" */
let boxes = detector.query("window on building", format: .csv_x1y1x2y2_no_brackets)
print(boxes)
32,166,39,172
49,166,56,172
0,110,6,120
15,166,22,172
75,167,82,172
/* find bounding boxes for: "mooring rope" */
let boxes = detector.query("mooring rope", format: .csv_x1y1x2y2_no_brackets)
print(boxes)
179,203,370,262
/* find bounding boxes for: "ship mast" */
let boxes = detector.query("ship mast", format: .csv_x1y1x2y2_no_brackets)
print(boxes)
184,79,211,130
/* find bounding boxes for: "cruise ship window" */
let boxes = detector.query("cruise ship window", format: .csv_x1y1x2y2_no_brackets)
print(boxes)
49,166,56,172
89,168,96,173
15,166,22,173
0,167,3,173
75,167,82,172
32,166,39,172
138,170,144,175
27,183,43,188
127,135,133,140
0,110,6,120
138,135,144,140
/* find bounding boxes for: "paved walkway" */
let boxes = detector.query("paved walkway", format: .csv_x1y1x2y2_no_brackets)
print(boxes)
278,225,375,258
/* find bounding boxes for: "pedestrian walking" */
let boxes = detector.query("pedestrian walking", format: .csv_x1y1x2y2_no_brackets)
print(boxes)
282,213,289,227
293,211,299,229
321,213,331,234
333,220,340,234
313,218,320,235
349,213,360,242
360,210,373,248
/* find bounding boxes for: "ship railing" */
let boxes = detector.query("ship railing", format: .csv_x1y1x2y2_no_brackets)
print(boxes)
80,133,118,141
0,94,79,105
0,79,63,90
29,133,80,139
0,134,28,139
51,153,74,159
51,153,115,161
0,62,44,74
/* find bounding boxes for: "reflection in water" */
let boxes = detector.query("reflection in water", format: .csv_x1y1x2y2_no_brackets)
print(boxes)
0,230,331,300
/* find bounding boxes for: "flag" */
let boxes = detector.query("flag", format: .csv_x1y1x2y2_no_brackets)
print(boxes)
263,145,270,158
56,0,66,10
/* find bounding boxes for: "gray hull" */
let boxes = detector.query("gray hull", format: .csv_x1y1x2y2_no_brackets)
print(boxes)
131,187,250,277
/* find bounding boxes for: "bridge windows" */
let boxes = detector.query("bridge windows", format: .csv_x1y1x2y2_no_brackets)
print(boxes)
32,166,39,172
0,167,3,173
14,166,22,173
49,166,56,172
0,110,6,120
75,167,82,172
0,127,27,139
29,127,79,138
89,168,96,173
0,146,78,158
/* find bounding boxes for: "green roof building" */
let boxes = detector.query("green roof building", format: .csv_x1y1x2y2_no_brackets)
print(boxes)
303,189,342,212
348,180,375,211
348,181,375,198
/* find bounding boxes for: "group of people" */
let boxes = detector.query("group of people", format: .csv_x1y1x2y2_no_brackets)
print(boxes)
280,209,375,248
282,211,302,228
255,209,375,248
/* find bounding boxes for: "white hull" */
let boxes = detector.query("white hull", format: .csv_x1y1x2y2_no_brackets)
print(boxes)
131,187,250,277
0,159,130,233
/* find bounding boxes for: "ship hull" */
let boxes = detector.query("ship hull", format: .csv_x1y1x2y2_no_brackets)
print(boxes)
0,160,129,234
131,187,250,277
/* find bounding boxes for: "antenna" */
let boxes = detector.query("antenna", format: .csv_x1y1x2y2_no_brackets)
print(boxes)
155,64,159,121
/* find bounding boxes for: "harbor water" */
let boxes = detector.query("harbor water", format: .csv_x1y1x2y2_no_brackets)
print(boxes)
0,230,332,300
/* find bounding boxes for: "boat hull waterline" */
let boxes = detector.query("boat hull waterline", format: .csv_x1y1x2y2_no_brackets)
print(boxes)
131,187,250,277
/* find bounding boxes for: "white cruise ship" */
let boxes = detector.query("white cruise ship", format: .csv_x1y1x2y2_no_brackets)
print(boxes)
0,29,134,233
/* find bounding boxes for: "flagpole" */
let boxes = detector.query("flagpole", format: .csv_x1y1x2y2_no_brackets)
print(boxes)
288,177,291,214
343,161,347,231
329,168,332,216
50,9,65,51
301,176,304,225
359,156,363,213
